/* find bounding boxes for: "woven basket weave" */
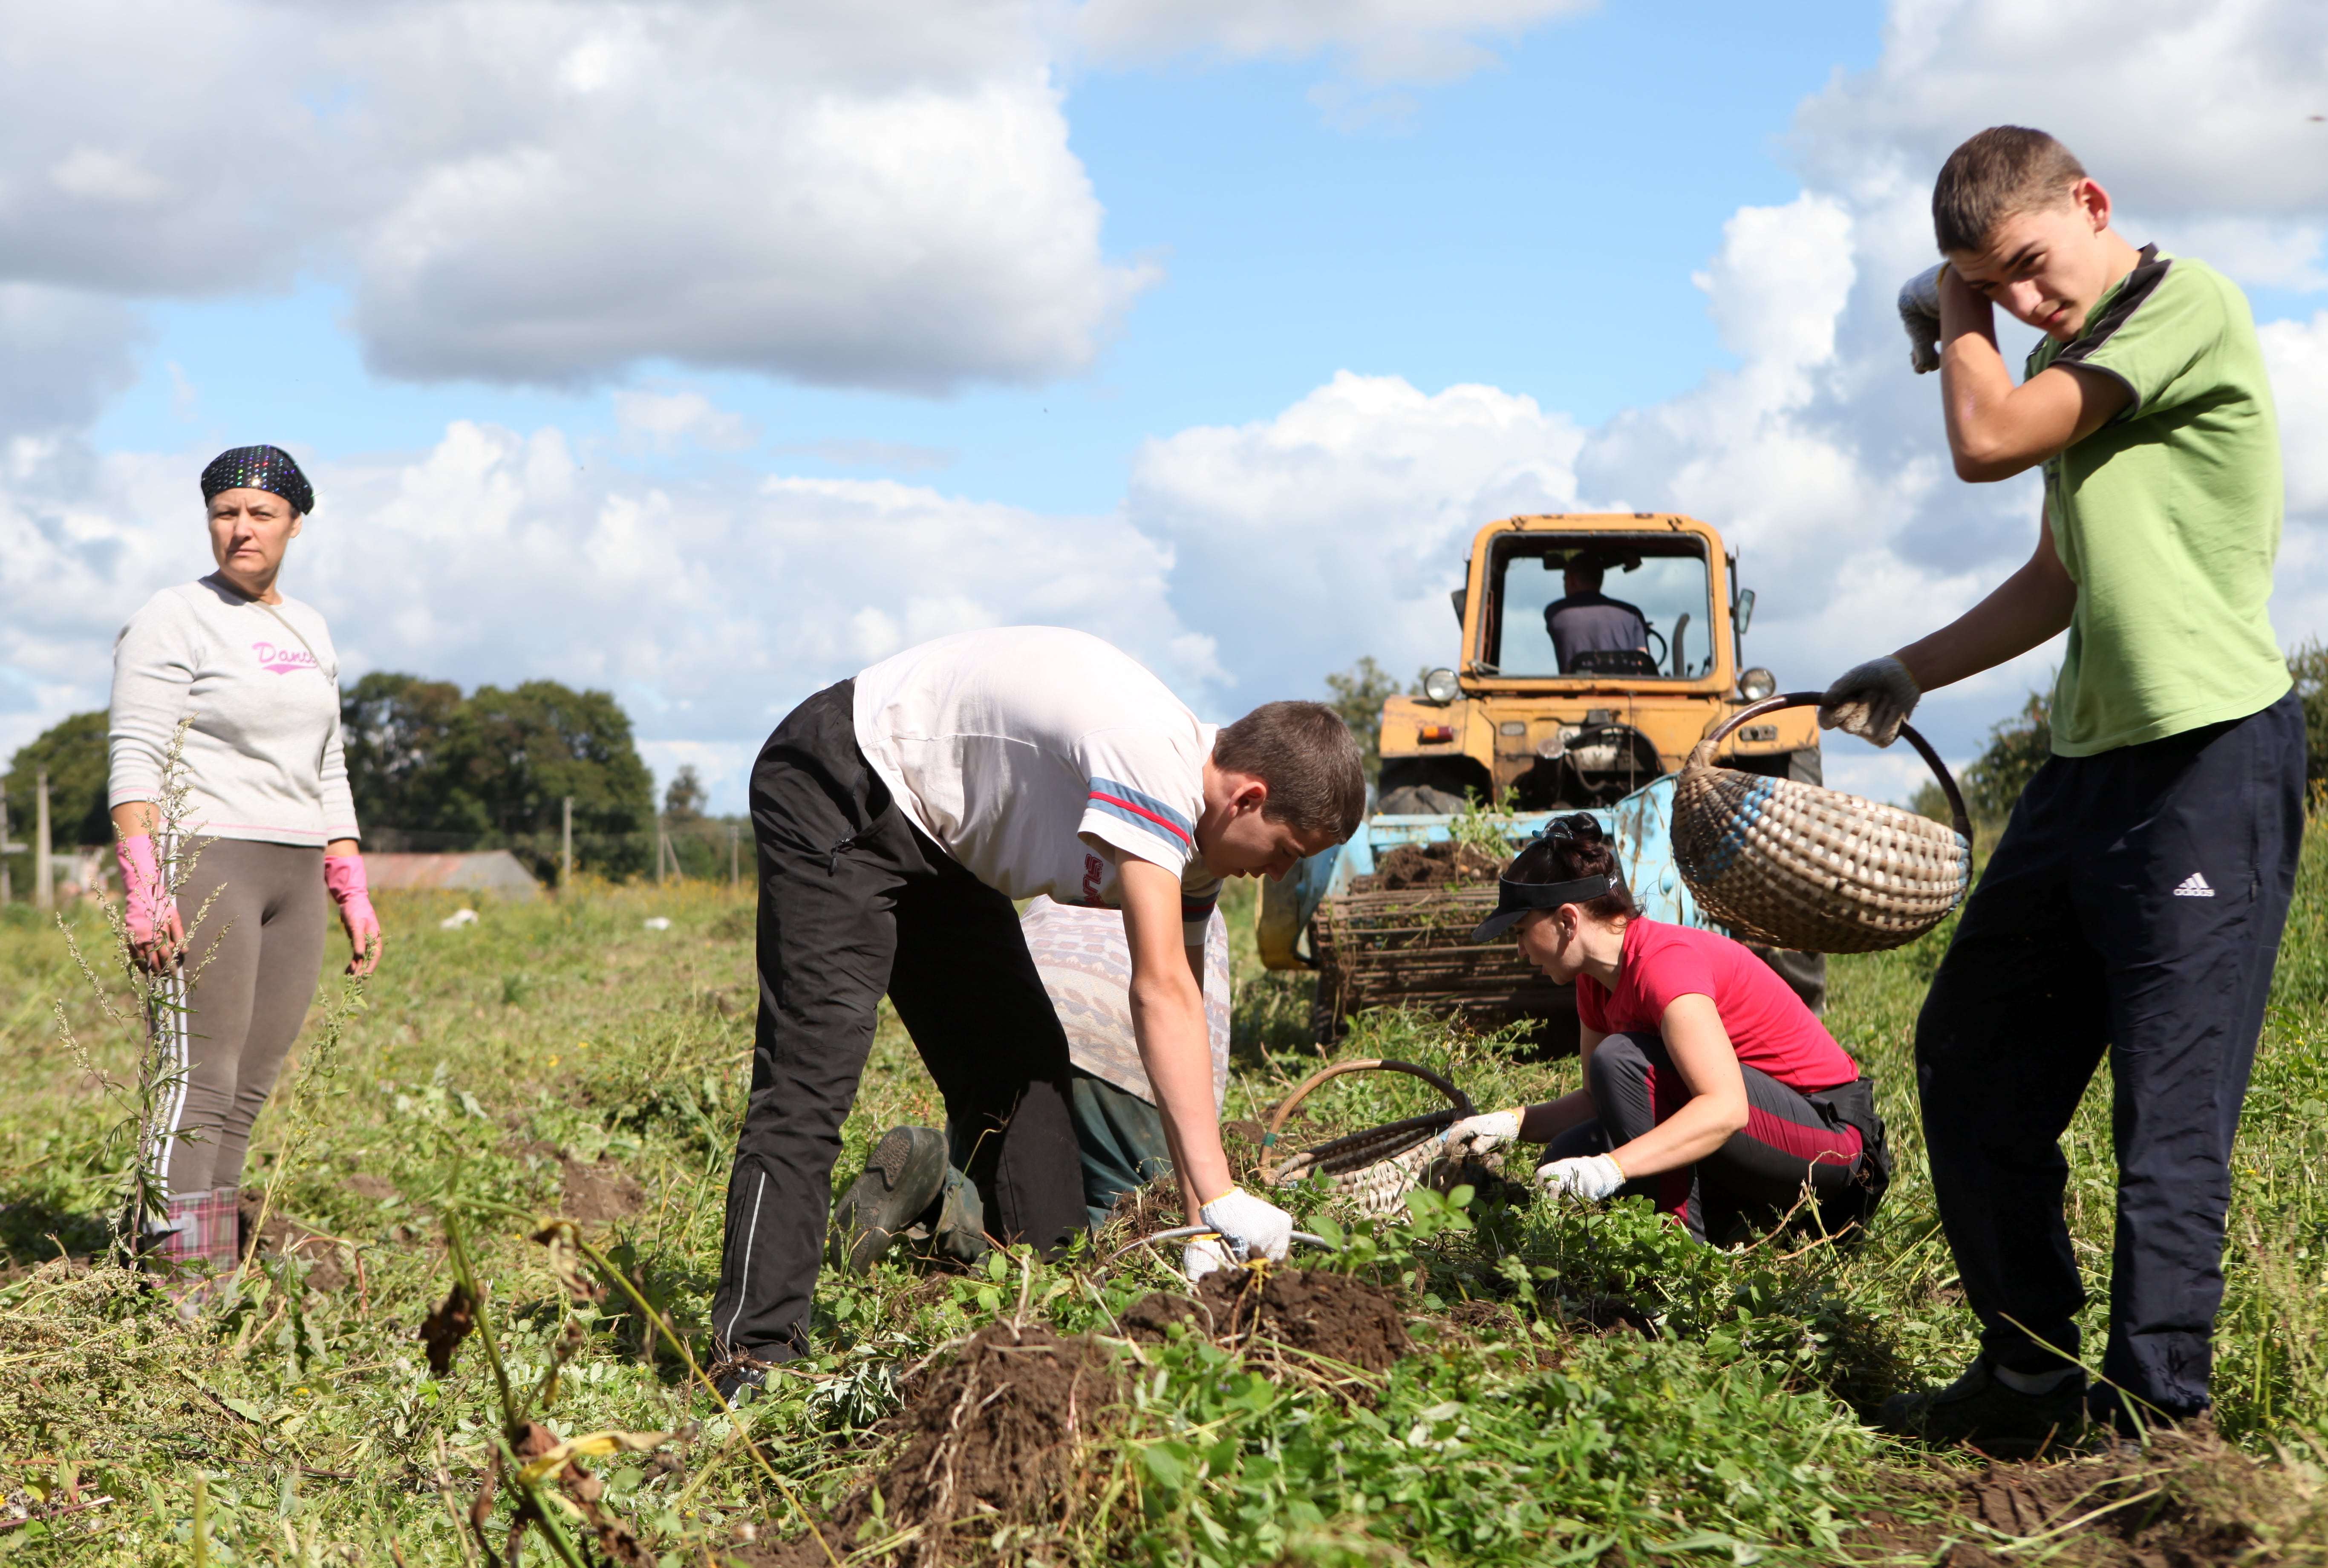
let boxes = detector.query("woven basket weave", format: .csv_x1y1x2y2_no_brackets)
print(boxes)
1260,1059,1488,1219
1673,692,1972,954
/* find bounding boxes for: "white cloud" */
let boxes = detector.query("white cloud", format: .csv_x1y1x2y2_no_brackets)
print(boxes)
1126,371,1582,698
0,1,1147,392
1796,0,2328,218
0,413,1225,800
2262,311,2328,514
0,286,147,437
613,390,756,454
1068,0,1598,83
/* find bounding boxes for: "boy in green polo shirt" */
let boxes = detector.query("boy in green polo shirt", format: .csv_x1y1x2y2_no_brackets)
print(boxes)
1823,126,2302,1450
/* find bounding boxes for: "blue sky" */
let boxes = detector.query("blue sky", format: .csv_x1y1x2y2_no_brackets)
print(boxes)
9,0,2328,816
91,2,1882,516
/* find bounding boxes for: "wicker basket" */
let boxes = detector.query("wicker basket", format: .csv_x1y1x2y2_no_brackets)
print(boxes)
1261,1059,1491,1218
1673,692,1971,954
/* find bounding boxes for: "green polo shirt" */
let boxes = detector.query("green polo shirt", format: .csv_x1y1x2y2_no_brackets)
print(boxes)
2028,245,2289,756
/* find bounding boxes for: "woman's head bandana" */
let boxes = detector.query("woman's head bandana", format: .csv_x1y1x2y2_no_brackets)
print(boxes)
200,445,314,517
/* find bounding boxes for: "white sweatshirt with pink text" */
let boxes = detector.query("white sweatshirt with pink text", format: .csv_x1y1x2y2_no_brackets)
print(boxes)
108,575,360,847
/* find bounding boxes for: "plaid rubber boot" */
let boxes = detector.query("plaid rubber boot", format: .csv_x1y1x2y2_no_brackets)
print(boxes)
205,1186,243,1274
146,1190,204,1269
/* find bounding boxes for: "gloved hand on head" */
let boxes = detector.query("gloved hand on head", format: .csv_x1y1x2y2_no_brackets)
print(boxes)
1898,264,1946,375
1534,1154,1627,1202
1198,1187,1294,1264
1819,656,1921,749
1439,1109,1523,1159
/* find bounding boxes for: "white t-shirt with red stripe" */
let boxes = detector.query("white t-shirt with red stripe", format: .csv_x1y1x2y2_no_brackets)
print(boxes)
852,628,1223,941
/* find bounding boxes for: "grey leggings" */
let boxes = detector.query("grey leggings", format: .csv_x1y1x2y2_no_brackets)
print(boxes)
144,839,327,1199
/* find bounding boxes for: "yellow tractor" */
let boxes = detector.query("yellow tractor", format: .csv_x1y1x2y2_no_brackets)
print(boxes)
1261,512,1826,1046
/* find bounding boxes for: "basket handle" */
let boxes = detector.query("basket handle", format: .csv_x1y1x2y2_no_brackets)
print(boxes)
1705,692,1972,845
1257,1058,1474,1186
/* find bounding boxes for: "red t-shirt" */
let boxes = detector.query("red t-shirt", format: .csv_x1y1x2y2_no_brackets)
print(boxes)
1574,919,1858,1090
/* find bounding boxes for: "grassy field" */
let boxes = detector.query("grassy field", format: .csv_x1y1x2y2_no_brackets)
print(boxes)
4,833,2328,1565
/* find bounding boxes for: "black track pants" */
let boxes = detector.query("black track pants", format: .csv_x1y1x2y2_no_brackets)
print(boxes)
709,682,1085,1362
1548,1032,1872,1242
1915,690,2303,1418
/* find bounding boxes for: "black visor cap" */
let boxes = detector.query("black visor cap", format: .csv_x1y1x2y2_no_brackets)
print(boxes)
1468,872,1615,943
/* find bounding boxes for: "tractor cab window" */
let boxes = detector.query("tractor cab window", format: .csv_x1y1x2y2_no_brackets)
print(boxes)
1483,534,1715,679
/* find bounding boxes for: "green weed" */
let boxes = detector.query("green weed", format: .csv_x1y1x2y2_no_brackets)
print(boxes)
2,844,2327,1563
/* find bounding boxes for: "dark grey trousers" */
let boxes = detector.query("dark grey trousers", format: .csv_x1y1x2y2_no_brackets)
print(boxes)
710,682,1086,1362
145,838,326,1199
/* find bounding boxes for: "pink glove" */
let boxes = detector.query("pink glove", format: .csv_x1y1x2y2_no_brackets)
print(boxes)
325,853,383,974
116,834,184,968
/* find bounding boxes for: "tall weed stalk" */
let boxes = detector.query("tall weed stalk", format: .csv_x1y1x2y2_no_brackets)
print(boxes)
49,717,228,1260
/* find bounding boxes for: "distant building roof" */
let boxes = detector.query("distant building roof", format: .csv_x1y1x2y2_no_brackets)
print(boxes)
363,850,541,902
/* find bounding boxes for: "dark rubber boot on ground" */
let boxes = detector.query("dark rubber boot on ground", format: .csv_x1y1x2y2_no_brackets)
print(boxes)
922,1166,991,1267
1878,1356,2086,1458
829,1127,949,1274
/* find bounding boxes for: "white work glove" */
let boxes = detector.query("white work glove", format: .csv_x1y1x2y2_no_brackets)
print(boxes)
1439,1110,1523,1159
1198,1187,1295,1263
1819,656,1921,749
1182,1236,1233,1283
1535,1154,1627,1202
1898,264,1945,374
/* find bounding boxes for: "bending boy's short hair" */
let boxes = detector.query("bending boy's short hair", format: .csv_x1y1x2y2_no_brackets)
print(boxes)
1932,127,2088,255
1212,701,1366,841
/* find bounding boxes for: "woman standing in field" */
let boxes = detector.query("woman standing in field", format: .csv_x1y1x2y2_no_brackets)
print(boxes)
1443,816,1889,1244
109,445,383,1281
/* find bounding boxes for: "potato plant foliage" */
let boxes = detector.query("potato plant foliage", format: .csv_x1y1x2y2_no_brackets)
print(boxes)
5,847,2328,1564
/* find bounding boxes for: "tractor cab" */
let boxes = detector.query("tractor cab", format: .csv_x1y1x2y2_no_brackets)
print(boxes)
1377,513,1819,814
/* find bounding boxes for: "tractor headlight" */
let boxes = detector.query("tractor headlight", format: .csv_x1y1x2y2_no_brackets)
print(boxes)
1422,667,1461,704
1738,666,1777,702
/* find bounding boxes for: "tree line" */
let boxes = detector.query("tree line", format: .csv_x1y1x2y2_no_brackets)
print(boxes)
0,674,684,883
12,649,2328,886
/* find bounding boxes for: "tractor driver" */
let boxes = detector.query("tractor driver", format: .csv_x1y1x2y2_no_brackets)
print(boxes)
1544,556,1650,673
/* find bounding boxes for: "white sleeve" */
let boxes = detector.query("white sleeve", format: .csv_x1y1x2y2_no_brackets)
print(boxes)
107,596,194,809
319,710,359,842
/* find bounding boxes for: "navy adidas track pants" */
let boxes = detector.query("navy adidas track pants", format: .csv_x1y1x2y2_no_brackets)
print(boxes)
1914,689,2303,1420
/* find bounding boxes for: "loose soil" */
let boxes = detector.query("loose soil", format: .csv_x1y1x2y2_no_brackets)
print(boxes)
560,1156,646,1223
234,1190,351,1292
1855,1421,2322,1566
1121,1266,1412,1375
1351,841,1506,893
739,1321,1120,1567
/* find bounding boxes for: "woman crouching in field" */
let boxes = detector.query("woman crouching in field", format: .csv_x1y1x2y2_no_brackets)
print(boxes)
1445,816,1889,1245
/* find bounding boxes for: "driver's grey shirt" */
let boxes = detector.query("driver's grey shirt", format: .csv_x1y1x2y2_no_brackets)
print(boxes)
1544,591,1650,672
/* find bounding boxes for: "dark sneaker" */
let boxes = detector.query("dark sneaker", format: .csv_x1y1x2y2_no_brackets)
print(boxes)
713,1365,767,1406
1878,1357,2086,1457
830,1127,948,1273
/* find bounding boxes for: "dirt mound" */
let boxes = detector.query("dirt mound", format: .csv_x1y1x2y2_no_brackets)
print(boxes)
234,1190,351,1292
343,1173,398,1202
1352,840,1506,893
1122,1267,1411,1375
741,1322,1120,1567
561,1156,646,1222
1863,1421,2321,1566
